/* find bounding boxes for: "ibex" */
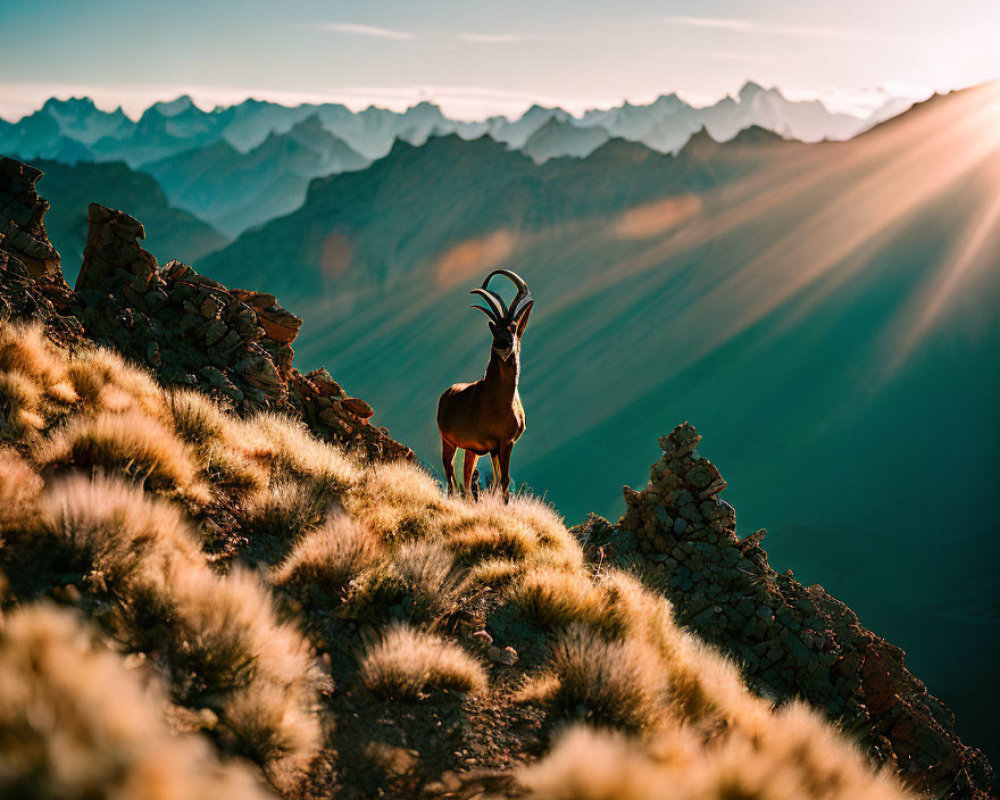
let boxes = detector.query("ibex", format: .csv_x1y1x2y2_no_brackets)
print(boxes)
437,269,533,500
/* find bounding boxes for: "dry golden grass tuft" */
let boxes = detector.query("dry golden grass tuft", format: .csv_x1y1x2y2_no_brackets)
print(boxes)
705,701,913,800
247,411,359,494
512,566,611,633
0,321,66,381
35,410,210,503
167,387,235,444
0,448,42,529
0,370,45,434
520,710,913,800
272,514,381,596
469,556,528,589
167,389,268,490
350,539,468,626
32,474,203,615
243,478,331,544
0,322,78,437
222,682,324,790
519,724,669,800
65,346,163,419
0,604,274,800
349,459,452,543
596,570,751,728
511,567,758,735
360,622,487,700
545,625,668,733
446,493,580,571
26,475,323,780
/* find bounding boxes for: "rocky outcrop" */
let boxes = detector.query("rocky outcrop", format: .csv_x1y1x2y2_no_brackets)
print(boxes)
77,202,158,290
0,159,411,463
0,157,63,280
0,157,79,344
575,422,994,800
69,202,412,462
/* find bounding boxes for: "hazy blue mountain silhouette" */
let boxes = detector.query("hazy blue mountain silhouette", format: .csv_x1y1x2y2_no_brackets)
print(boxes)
1,84,903,235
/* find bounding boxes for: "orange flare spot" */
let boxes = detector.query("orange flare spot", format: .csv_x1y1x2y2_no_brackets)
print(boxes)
321,232,352,280
434,230,517,288
614,195,703,239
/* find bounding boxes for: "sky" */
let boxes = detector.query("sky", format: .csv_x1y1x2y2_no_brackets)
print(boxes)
0,0,997,120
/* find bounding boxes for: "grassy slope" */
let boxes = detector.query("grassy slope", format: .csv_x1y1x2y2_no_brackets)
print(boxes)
0,319,915,800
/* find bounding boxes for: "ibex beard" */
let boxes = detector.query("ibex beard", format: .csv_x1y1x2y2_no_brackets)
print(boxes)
436,269,534,501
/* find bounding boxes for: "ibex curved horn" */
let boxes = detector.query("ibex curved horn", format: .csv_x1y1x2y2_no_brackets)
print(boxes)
469,287,507,322
483,268,533,324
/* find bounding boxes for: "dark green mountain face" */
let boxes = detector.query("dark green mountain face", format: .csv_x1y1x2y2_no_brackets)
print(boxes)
208,83,1000,762
30,160,229,283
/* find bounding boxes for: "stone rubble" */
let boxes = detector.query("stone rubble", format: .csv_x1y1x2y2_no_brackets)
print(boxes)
487,645,518,667
574,421,993,800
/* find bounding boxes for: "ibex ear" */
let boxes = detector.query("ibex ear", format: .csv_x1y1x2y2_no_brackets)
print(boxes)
515,301,534,338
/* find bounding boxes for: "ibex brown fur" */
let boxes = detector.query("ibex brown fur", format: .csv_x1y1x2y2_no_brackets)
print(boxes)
437,269,534,499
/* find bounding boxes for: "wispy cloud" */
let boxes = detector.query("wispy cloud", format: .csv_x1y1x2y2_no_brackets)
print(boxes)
309,23,414,40
661,16,891,42
458,32,563,44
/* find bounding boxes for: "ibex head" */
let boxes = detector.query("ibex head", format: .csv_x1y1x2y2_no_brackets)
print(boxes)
470,268,534,362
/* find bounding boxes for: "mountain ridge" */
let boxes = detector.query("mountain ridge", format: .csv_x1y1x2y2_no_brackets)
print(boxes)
0,82,913,237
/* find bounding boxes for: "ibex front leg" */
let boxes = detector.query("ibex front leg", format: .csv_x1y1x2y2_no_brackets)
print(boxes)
442,439,458,495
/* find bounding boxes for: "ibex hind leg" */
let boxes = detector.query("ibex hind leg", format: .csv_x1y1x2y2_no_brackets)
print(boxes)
463,450,479,499
442,439,458,495
490,454,502,492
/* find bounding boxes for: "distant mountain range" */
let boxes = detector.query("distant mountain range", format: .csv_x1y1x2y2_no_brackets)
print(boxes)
142,115,370,235
1,85,910,235
200,82,1000,763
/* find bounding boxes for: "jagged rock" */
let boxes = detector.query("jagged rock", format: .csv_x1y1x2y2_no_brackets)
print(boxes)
240,352,285,396
256,304,302,344
76,203,157,291
487,646,518,666
605,422,994,799
0,246,76,341
0,164,77,344
305,367,344,398
230,288,275,310
229,287,302,343
342,397,374,419
0,157,62,280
